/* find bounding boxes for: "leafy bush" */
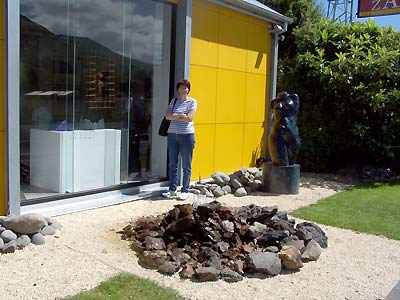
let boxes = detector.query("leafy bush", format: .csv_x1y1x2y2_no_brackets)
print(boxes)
279,20,400,172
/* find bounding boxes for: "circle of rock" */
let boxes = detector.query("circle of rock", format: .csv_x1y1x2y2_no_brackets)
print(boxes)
120,200,327,282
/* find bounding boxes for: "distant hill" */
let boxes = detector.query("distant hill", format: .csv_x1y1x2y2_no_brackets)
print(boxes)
20,14,152,95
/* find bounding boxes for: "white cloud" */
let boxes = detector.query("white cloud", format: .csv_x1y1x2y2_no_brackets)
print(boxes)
21,0,170,63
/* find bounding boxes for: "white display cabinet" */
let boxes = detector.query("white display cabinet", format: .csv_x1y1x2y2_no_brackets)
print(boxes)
30,129,121,193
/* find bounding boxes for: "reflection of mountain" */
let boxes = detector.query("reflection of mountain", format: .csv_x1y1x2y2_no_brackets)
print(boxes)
20,15,152,95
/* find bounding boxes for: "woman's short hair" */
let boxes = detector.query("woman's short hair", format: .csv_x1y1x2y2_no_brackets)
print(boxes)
176,79,191,91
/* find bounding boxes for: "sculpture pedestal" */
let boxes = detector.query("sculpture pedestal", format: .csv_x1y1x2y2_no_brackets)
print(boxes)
262,162,300,194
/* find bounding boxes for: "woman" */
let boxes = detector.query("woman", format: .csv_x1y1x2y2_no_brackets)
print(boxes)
162,79,197,200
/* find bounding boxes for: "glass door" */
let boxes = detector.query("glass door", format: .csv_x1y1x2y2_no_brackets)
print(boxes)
19,0,175,202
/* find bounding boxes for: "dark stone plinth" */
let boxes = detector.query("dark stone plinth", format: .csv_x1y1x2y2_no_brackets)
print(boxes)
262,163,300,194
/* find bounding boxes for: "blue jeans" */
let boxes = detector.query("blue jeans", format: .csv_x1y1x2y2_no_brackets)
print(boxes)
167,133,195,193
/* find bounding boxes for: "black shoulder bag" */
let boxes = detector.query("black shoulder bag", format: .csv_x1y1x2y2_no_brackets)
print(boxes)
158,98,177,136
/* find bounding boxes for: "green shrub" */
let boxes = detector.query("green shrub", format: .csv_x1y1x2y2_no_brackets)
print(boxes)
279,20,400,172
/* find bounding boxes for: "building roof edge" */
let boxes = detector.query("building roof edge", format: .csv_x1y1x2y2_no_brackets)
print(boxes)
218,0,293,24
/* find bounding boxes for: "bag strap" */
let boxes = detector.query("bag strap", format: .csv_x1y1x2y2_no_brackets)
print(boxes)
171,97,177,109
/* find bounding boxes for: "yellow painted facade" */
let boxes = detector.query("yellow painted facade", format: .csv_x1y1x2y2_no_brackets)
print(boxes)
0,0,6,215
190,0,270,179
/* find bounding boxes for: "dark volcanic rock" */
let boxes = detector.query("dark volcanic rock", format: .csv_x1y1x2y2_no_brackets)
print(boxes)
196,266,220,282
120,201,327,282
257,230,290,247
296,222,328,248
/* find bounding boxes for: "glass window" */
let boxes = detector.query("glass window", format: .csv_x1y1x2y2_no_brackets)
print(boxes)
20,0,175,202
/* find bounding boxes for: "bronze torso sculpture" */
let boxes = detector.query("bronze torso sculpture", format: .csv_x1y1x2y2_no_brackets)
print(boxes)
268,92,301,166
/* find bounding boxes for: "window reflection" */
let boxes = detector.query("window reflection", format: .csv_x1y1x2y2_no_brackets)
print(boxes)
20,0,175,201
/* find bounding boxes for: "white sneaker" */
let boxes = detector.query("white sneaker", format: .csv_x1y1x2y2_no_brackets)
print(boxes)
162,191,177,198
178,192,189,200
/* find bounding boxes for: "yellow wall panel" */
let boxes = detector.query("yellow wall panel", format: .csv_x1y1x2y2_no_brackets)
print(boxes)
192,124,215,180
242,123,267,167
218,5,249,22
214,124,244,173
191,7,218,67
217,14,247,72
191,0,273,175
244,73,268,123
0,41,4,131
190,65,217,124
0,2,3,40
193,0,219,12
247,26,269,75
0,131,5,215
215,69,246,123
191,38,218,68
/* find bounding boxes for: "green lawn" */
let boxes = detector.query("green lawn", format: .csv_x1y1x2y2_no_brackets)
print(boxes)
291,181,400,240
64,273,184,300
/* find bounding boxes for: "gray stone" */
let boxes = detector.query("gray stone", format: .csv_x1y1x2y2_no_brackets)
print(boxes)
0,216,7,225
245,222,268,240
189,188,201,195
234,187,247,197
45,218,63,230
221,185,232,194
206,255,222,270
221,269,243,282
244,186,252,194
239,173,251,185
229,174,243,189
41,225,56,236
302,239,323,261
233,169,247,178
0,226,6,233
247,167,260,175
16,235,31,248
157,261,180,275
281,239,305,254
138,250,167,268
205,191,214,198
0,237,4,249
221,220,235,233
1,240,17,253
179,264,195,279
296,222,328,248
255,171,263,180
217,241,230,252
212,172,230,184
31,233,46,245
265,246,279,253
171,248,191,265
245,251,281,275
212,187,225,197
0,229,17,242
196,266,220,282
248,181,262,192
4,213,47,234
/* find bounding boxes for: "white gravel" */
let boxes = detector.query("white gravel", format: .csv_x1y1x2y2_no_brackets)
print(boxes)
1,174,399,300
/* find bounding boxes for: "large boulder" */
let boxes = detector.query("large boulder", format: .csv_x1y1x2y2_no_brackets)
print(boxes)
3,213,47,234
296,222,328,248
279,245,303,270
245,251,281,275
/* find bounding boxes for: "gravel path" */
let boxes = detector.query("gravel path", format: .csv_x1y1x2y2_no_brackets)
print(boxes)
1,174,399,300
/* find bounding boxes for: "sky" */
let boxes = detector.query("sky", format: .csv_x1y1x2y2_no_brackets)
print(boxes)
21,0,169,63
317,0,400,31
